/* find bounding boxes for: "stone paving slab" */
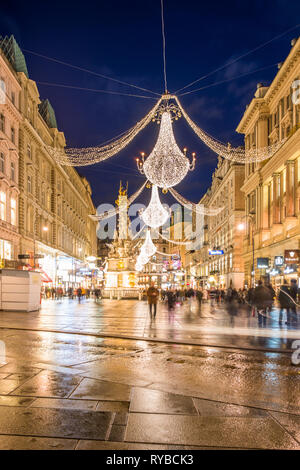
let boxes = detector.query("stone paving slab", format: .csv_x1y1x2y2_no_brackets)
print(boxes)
125,413,300,449
0,406,113,440
130,388,198,415
269,411,300,444
10,370,83,398
29,397,98,411
0,396,35,407
96,401,130,412
70,378,132,401
193,398,268,417
75,440,220,450
0,379,20,395
0,435,78,450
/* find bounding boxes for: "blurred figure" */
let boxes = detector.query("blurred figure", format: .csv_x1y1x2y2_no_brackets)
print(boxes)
196,290,203,313
147,282,159,319
289,279,298,325
253,280,272,327
226,287,238,326
278,280,290,325
77,287,82,303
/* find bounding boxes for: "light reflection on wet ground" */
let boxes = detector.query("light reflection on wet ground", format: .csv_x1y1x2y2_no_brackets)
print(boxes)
0,298,298,351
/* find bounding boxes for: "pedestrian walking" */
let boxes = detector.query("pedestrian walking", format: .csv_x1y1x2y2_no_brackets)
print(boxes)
253,280,272,327
77,287,82,303
147,283,159,319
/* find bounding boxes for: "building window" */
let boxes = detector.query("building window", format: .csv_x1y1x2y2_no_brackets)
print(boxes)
0,113,5,132
11,162,15,182
27,175,32,194
11,92,15,105
10,198,16,225
0,191,6,220
0,153,4,173
11,127,15,144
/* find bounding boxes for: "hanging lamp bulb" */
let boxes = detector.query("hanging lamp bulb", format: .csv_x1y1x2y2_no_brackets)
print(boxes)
141,230,157,257
142,111,191,189
141,184,169,229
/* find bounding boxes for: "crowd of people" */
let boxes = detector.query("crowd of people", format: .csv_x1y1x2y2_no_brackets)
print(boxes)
41,286,102,302
146,279,299,327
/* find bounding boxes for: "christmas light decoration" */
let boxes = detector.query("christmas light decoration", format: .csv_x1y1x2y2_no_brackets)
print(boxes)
91,181,147,221
137,111,195,188
140,230,157,257
158,231,195,245
47,98,162,166
141,184,170,228
175,96,287,163
169,187,223,215
137,251,150,265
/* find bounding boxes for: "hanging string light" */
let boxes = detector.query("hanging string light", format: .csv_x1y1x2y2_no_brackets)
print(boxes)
137,110,195,189
47,98,162,166
137,251,150,265
140,229,157,257
169,187,224,215
175,96,287,163
141,184,170,228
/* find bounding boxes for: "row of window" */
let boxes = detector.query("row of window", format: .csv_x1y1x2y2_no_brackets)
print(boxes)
0,113,16,143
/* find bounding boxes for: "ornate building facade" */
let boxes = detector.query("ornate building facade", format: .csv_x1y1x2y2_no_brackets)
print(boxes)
238,37,300,287
196,157,245,289
0,36,97,286
0,41,22,266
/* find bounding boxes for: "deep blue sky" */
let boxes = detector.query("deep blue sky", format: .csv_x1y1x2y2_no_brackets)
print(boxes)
1,0,300,208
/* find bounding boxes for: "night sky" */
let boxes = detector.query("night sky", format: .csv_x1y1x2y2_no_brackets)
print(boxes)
1,0,300,209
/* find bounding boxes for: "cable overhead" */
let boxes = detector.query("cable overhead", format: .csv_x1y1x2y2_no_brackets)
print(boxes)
23,48,161,97
174,23,300,94
160,0,168,93
36,81,157,99
177,62,278,97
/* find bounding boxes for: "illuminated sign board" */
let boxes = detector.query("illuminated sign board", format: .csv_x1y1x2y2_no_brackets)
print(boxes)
284,250,300,265
209,250,224,255
274,256,284,266
257,258,269,269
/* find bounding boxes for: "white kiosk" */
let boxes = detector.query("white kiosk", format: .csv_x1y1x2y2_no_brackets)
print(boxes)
0,269,41,312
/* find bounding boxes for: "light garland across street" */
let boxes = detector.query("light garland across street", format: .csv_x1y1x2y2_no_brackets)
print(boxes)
169,187,224,215
175,96,287,163
47,98,162,166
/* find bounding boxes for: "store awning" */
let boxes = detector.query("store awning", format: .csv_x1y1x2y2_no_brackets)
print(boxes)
22,264,52,282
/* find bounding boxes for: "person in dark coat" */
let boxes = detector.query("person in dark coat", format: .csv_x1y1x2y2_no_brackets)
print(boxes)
147,283,159,319
289,279,298,325
253,280,272,326
278,280,291,324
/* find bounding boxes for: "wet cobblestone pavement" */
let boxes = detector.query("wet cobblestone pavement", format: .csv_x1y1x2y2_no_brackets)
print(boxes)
0,299,299,449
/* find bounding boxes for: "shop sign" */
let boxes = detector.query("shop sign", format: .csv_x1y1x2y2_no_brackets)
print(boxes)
284,265,297,274
257,257,269,269
284,250,300,264
34,254,45,259
18,254,30,259
274,256,284,266
209,249,224,255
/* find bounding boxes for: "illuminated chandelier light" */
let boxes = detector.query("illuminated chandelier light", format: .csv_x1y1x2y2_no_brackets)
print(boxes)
141,184,170,228
175,96,287,164
137,251,150,265
138,111,195,189
135,262,144,272
46,98,162,166
141,230,157,257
